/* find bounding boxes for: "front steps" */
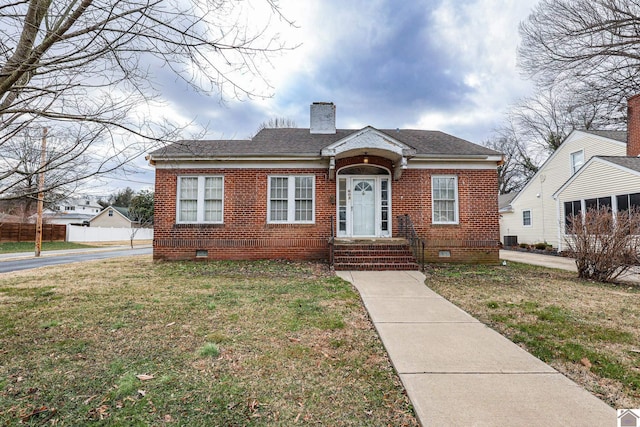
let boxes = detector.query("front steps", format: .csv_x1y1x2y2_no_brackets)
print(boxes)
332,238,420,271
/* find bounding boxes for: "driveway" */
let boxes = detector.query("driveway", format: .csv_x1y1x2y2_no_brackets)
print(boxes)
500,249,640,283
0,246,152,273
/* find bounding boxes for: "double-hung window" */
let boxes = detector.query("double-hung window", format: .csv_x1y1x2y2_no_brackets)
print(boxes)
177,176,223,223
268,176,315,223
432,175,458,224
522,210,532,226
570,150,584,175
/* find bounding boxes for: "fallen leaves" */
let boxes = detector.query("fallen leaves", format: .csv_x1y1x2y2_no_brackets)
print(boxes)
136,374,154,381
20,406,56,423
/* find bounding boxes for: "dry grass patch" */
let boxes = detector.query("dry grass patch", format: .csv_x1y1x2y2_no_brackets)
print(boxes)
0,257,416,426
425,262,640,408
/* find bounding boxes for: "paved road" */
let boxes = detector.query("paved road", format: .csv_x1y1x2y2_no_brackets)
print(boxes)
0,247,152,274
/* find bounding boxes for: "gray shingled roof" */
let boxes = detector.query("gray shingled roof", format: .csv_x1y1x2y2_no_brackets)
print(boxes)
582,130,627,143
498,192,517,210
597,156,640,173
149,128,500,159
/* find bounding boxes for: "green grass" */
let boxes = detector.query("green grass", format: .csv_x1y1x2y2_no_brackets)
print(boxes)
0,258,416,426
427,262,640,408
0,241,97,254
198,342,221,358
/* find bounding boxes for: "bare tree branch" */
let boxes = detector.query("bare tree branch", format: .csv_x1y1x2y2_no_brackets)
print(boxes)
0,0,293,200
519,0,640,118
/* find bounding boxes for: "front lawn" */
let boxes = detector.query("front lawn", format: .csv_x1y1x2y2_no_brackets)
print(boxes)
0,258,416,426
426,262,640,408
0,241,97,254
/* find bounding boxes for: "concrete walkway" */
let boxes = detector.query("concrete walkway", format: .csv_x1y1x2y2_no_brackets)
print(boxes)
336,270,615,426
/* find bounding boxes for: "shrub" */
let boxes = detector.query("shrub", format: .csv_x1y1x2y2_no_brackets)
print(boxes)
519,243,529,249
564,207,640,282
534,242,548,250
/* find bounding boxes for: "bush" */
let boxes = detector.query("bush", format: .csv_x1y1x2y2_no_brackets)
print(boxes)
564,207,640,282
519,243,529,249
534,242,548,250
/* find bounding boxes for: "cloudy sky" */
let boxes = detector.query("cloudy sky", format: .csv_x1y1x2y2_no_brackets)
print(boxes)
109,0,540,192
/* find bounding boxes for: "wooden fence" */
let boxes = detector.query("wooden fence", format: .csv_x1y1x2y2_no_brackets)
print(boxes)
0,223,66,242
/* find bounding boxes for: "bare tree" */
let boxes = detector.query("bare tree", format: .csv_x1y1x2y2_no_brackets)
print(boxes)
565,207,640,283
518,0,640,123
0,1,291,200
485,121,541,195
253,116,296,136
509,85,623,156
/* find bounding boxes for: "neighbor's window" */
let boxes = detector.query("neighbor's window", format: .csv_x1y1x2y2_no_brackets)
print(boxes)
570,150,584,175
177,176,223,223
432,175,458,224
268,176,315,223
522,210,532,226
616,192,640,214
564,200,582,231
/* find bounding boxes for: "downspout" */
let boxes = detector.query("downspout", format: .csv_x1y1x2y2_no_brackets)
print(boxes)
555,196,562,252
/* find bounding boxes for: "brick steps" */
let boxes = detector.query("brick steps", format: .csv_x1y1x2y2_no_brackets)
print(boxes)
332,240,420,271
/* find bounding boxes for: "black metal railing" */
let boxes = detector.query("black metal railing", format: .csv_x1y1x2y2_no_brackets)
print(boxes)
328,215,335,267
397,214,426,270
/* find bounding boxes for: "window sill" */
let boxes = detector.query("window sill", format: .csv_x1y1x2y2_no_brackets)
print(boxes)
174,223,224,229
265,222,315,227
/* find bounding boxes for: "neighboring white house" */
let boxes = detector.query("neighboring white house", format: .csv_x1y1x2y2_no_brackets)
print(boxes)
553,156,640,251
89,206,133,228
501,94,640,249
500,130,627,248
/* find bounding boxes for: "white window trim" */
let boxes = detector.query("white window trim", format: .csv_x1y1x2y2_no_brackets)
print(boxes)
176,175,224,224
267,175,316,224
570,149,584,175
522,209,532,227
431,175,459,225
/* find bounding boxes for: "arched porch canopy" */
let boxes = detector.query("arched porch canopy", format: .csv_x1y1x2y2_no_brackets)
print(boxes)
321,127,416,180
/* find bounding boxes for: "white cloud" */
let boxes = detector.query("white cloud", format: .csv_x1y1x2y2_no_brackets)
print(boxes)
429,0,537,112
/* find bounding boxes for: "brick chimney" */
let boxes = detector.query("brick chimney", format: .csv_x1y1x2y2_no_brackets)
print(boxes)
628,94,640,156
310,102,336,134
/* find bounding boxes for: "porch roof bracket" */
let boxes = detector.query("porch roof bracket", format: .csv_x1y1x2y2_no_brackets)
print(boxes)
394,156,408,180
328,156,336,180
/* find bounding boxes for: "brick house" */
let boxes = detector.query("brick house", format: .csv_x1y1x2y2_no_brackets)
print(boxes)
148,102,502,268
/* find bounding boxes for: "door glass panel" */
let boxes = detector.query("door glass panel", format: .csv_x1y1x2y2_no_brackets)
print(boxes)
338,179,347,232
381,179,389,232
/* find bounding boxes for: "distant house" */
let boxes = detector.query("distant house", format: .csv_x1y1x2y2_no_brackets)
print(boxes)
148,102,502,268
90,206,133,228
44,196,104,225
501,95,640,250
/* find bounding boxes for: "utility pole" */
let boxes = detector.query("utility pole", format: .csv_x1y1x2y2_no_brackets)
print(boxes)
35,127,47,257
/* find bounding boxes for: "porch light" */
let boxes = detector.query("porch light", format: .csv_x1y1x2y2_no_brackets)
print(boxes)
363,152,369,163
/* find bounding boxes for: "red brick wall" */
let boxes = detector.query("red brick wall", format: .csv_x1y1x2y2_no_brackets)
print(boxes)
153,161,500,263
391,168,500,263
154,167,334,261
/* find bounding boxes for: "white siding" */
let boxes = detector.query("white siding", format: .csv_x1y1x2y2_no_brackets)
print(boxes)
502,131,626,247
558,161,640,200
555,160,640,251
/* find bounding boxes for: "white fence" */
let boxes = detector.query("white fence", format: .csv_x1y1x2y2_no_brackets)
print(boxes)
67,225,153,242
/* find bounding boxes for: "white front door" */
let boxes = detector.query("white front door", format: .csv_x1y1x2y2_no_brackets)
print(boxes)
352,179,376,236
